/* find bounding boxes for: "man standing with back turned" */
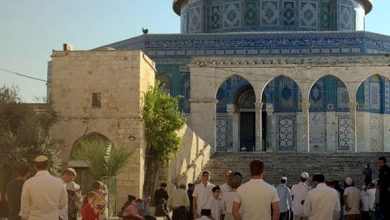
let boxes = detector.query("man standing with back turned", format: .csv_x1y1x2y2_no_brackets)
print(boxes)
378,156,390,220
232,159,280,220
304,173,340,220
19,155,68,220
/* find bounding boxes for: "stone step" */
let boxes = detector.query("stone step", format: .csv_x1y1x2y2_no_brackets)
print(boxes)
200,152,390,188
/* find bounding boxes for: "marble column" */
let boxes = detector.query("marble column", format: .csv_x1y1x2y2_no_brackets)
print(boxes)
297,101,310,152
349,102,357,152
255,101,263,152
265,104,274,152
226,104,235,152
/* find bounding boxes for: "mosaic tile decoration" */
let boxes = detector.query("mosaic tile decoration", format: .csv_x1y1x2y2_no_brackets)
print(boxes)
299,0,318,29
216,75,251,113
223,1,242,29
282,1,296,26
309,75,349,112
260,0,279,26
189,5,202,33
338,0,354,30
178,0,360,33
338,114,354,151
210,5,222,30
278,115,296,151
245,0,258,26
216,113,228,152
320,3,330,29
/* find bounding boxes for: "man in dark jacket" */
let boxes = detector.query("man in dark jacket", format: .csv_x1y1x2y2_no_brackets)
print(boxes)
378,156,390,220
154,183,170,220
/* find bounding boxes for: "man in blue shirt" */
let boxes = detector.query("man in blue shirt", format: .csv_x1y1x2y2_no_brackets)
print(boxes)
276,177,293,220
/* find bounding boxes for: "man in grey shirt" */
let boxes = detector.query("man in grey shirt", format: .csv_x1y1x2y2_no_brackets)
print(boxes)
276,177,293,220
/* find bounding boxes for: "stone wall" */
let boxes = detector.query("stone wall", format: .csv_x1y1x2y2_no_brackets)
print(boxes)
49,50,155,207
167,124,213,188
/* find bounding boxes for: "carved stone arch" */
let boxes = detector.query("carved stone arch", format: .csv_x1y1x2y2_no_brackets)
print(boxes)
214,74,256,103
69,132,114,194
70,132,114,159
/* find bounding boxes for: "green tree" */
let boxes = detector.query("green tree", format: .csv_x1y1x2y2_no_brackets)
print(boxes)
0,85,61,188
142,81,185,195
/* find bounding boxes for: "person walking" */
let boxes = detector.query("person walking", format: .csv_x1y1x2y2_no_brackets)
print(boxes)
232,159,280,220
19,155,68,220
5,164,30,220
378,156,390,220
192,171,215,219
303,173,340,220
343,177,361,220
290,172,310,220
276,177,293,220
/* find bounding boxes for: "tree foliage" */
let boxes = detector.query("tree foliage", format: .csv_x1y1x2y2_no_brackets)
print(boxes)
73,140,132,180
143,81,185,163
0,85,61,184
142,81,185,194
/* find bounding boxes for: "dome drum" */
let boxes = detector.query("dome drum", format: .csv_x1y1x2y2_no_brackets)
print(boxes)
173,0,372,34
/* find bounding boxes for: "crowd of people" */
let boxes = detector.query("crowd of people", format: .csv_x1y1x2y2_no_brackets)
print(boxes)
0,154,389,220
140,156,390,220
0,155,109,220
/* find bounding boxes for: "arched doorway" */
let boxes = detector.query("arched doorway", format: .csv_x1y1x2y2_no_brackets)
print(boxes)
216,75,255,152
237,87,256,152
262,76,301,152
70,132,113,193
309,75,351,152
356,75,390,151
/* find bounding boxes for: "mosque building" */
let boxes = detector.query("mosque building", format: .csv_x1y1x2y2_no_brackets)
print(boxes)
98,0,390,153
48,0,390,205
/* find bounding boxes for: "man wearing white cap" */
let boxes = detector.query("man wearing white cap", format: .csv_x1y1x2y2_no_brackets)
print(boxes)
19,155,68,220
276,177,293,220
343,177,361,220
290,172,310,220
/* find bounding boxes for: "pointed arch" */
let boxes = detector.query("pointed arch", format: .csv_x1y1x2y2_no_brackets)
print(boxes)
261,75,301,152
261,75,302,112
356,74,390,114
215,74,255,113
71,132,113,159
309,74,350,112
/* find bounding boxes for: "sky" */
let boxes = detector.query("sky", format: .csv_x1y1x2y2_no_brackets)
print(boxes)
0,0,389,103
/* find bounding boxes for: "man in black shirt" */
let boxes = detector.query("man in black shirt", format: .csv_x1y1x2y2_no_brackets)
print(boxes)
5,164,30,220
378,156,390,220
